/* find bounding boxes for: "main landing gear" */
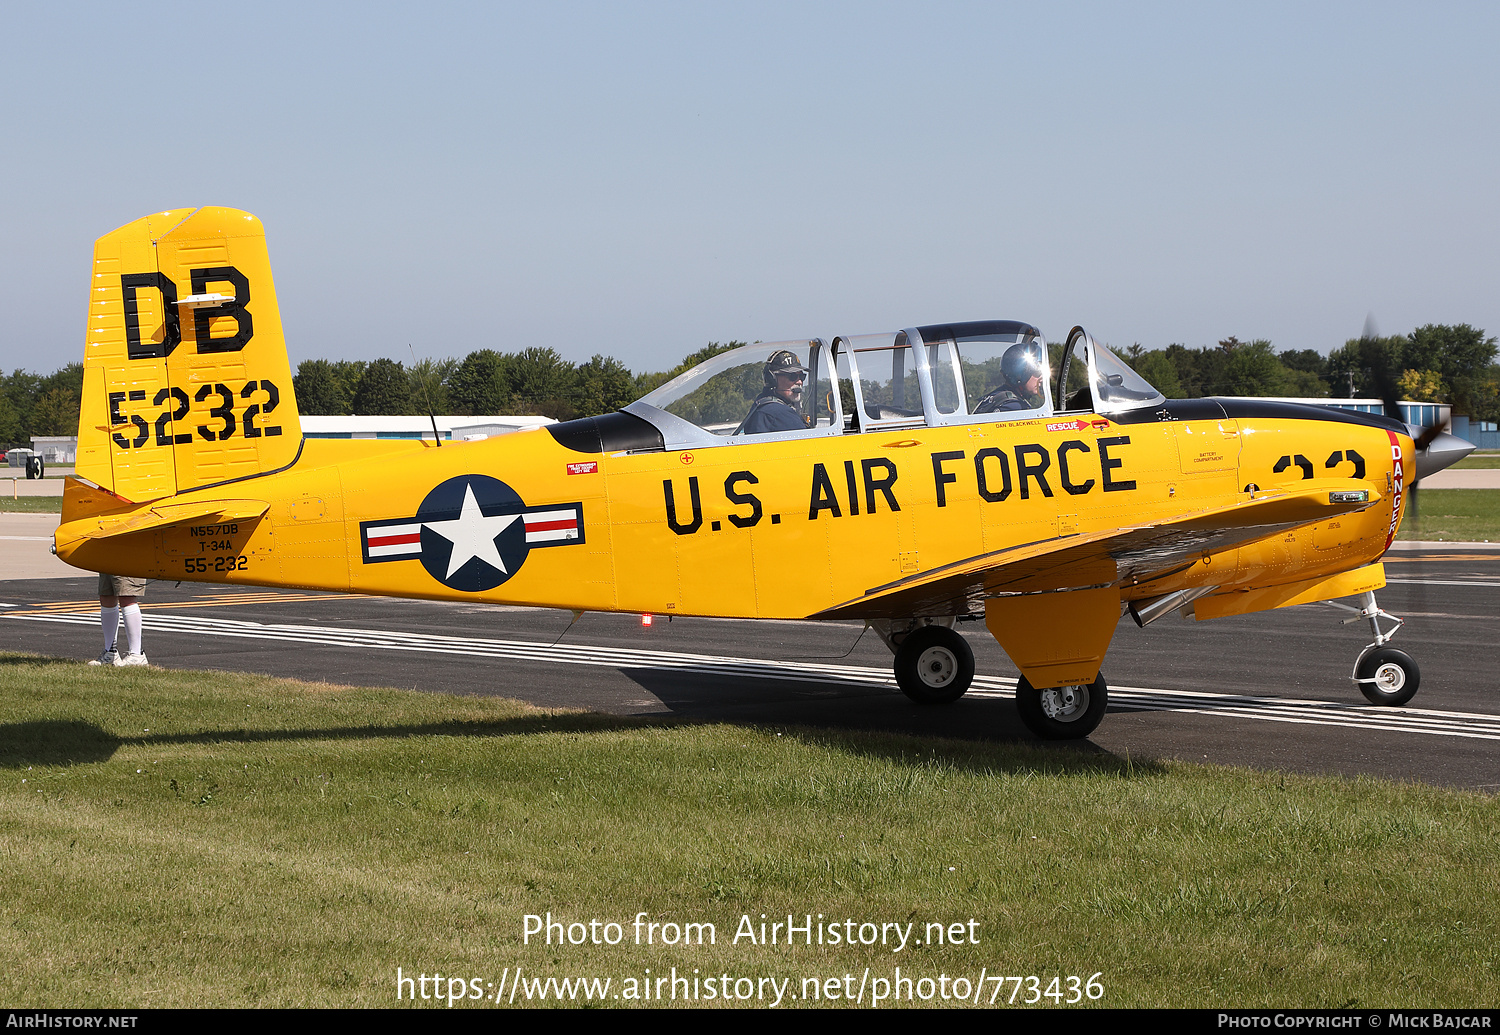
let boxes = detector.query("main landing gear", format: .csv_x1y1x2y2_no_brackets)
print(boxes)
873,619,976,705
1328,591,1420,706
1014,674,1109,740
872,618,1107,739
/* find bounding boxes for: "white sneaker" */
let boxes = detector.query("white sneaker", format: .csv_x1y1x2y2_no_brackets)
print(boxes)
115,652,149,667
88,649,118,666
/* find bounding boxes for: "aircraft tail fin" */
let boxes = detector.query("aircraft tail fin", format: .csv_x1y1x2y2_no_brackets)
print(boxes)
75,208,302,503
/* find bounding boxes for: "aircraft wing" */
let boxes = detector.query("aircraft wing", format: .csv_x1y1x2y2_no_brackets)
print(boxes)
814,479,1382,620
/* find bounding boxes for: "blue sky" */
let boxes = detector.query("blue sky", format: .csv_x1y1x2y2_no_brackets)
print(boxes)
2,1,1496,375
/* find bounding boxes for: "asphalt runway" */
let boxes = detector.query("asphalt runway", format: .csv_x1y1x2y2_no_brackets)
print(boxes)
3,546,1497,791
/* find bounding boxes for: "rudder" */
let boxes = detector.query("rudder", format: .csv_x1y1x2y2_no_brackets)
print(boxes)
76,207,302,502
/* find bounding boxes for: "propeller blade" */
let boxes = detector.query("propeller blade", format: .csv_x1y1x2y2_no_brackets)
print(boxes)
1413,419,1447,451
1356,314,1404,423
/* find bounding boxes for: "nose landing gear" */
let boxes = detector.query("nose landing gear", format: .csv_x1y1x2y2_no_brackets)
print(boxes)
1329,591,1420,706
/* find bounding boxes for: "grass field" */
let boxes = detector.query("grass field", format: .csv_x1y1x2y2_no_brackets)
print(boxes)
1451,453,1500,470
1396,488,1500,542
0,496,62,513
1,655,1495,1009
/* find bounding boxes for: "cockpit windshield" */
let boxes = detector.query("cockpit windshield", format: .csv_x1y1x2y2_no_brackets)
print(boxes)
1091,342,1166,413
1054,328,1166,414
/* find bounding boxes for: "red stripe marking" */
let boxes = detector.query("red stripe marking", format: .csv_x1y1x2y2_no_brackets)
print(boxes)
1384,429,1405,551
368,532,421,548
524,519,576,532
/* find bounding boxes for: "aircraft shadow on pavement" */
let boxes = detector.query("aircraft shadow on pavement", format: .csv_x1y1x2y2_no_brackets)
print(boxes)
0,719,124,767
0,712,637,770
0,705,1154,782
615,667,1145,775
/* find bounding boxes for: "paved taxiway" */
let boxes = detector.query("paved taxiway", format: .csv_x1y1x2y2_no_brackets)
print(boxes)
2,541,1497,791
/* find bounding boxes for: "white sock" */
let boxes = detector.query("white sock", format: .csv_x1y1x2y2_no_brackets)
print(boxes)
100,606,119,652
122,604,142,656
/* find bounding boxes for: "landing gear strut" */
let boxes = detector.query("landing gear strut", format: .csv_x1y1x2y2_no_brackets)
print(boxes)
1328,591,1420,706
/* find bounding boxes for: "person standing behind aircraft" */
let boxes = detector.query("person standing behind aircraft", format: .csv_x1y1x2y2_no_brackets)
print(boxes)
88,575,148,667
741,350,809,434
975,342,1045,413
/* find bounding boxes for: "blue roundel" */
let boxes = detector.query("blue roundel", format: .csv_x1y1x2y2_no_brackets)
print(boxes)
415,475,530,592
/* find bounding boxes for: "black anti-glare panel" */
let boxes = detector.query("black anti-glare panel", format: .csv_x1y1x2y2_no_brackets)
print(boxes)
547,411,665,454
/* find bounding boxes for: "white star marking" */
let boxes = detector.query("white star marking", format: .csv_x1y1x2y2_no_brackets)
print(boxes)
421,482,519,578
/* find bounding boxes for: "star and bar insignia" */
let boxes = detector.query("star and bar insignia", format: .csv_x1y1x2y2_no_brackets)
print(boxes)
359,474,584,592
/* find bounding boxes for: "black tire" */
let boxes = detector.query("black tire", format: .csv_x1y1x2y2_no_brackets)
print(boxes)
1015,673,1108,739
894,625,975,705
1354,647,1419,706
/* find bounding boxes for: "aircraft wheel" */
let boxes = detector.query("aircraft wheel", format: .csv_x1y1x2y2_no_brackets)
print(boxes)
1015,673,1108,740
1355,647,1419,706
894,626,974,705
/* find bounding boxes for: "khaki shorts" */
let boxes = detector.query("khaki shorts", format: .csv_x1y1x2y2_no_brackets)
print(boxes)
98,574,147,598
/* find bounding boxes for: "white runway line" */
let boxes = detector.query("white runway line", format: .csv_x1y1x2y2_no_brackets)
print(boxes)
1384,577,1500,588
10,607,1500,742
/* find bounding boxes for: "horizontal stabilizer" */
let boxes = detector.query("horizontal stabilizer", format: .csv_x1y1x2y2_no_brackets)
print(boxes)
75,497,268,540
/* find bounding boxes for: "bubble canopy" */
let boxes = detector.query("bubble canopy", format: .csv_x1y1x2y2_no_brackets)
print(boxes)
621,323,1164,449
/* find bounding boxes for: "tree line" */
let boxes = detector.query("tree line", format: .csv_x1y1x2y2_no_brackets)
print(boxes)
2,324,1494,449
0,363,84,447
1123,324,1499,420
289,343,741,422
295,323,1496,424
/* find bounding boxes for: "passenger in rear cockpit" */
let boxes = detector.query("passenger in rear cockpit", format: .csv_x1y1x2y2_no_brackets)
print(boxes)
740,350,810,434
975,343,1044,413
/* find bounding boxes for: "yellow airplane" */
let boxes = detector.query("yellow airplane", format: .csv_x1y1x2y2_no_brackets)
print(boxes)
54,207,1474,738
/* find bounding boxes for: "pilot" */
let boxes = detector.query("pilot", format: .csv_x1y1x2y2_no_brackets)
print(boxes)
741,350,810,434
975,343,1045,413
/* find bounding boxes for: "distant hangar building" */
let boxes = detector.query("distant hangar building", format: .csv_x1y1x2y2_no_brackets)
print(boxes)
18,415,555,468
299,415,556,441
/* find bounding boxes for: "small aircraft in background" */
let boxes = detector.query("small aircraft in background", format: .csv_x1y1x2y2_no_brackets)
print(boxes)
54,208,1473,738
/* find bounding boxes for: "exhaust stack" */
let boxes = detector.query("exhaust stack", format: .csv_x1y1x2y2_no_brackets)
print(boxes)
1128,585,1221,628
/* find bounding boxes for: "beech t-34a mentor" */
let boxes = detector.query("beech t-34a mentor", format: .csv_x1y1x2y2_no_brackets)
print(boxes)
54,208,1474,739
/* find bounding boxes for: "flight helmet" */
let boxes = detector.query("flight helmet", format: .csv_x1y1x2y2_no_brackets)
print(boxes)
1002,342,1044,391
